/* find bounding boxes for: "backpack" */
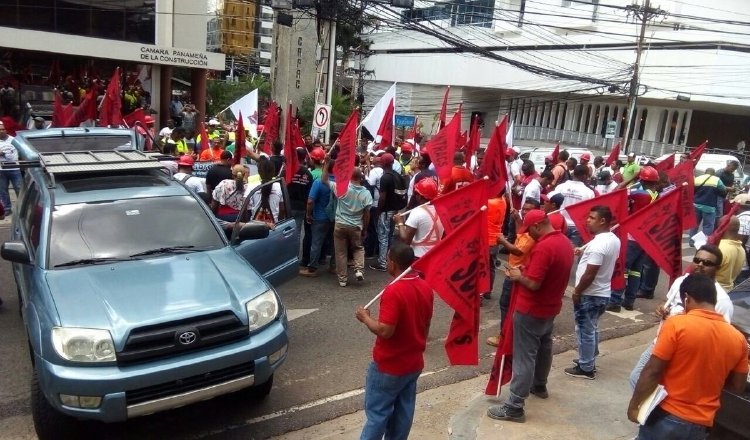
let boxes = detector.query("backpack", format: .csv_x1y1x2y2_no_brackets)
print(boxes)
554,163,571,185
384,169,408,211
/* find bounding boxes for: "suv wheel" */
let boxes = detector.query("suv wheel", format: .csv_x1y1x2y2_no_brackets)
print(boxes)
245,373,273,400
31,371,82,439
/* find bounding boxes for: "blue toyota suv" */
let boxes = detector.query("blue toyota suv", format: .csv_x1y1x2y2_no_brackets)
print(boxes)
1,145,299,439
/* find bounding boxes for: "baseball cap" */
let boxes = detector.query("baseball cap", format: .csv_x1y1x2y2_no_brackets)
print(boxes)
380,153,395,166
33,116,45,122
580,153,591,161
401,142,413,153
733,193,750,205
541,193,565,209
177,155,195,167
518,209,547,233
208,118,220,125
597,170,612,183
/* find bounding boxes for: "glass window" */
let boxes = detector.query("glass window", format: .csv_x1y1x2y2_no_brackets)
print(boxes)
21,183,43,254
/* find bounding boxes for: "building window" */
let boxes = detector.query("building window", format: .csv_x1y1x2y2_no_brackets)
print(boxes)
637,108,648,140
656,109,669,143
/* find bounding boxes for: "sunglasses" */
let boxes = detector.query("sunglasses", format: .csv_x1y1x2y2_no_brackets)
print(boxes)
692,257,717,267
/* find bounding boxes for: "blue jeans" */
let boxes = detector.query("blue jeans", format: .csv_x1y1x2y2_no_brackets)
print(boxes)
293,209,312,266
629,342,654,390
638,407,708,440
376,210,396,267
573,295,609,372
609,240,646,307
566,225,583,248
361,362,420,440
0,169,22,212
638,255,659,296
689,206,716,242
499,278,513,329
307,219,332,269
486,246,499,295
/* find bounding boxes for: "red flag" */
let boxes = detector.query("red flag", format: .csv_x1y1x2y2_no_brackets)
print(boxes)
688,140,707,162
65,86,99,127
438,86,450,130
47,60,61,86
565,189,628,244
198,121,210,152
478,116,510,197
333,109,360,197
52,89,74,128
465,115,481,169
605,142,621,167
665,160,697,230
376,98,394,149
707,204,740,246
457,130,468,149
283,104,299,185
619,189,684,283
292,118,306,149
234,111,246,166
551,142,560,165
654,153,675,172
485,282,517,395
99,67,122,127
262,102,280,155
610,227,628,290
432,178,490,235
412,208,489,365
122,108,147,128
427,109,462,181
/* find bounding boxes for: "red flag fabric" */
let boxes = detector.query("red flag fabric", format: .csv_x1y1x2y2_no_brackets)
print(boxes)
551,142,560,165
233,111,246,166
465,115,481,169
485,282,517,395
438,86,450,130
262,102,280,155
283,104,299,185
707,203,740,246
432,178,489,235
565,189,628,244
688,141,708,162
478,116,510,198
291,118,306,149
654,153,675,172
610,227,628,290
412,208,489,365
52,89,74,128
457,130,468,150
99,67,122,127
122,108,147,128
376,98,394,149
619,188,684,282
605,142,621,167
66,86,99,127
333,109,360,198
198,121,210,152
426,109,462,181
665,160,697,230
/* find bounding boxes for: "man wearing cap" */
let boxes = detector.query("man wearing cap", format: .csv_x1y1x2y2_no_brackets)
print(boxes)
621,153,640,184
595,170,617,195
579,153,595,179
371,153,405,272
548,165,595,247
173,155,206,194
398,142,415,175
393,178,442,258
205,150,234,198
487,210,574,422
309,147,326,180
31,116,48,130
301,161,335,277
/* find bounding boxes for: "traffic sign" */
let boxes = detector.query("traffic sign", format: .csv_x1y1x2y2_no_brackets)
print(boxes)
313,104,332,131
605,120,617,139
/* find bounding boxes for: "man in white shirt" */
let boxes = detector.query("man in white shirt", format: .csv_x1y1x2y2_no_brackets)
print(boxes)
0,121,21,215
173,155,206,194
521,169,553,208
549,165,595,246
565,206,621,380
393,178,443,257
594,170,618,195
159,118,175,142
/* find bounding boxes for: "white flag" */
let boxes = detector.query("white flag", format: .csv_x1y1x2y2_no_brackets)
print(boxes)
229,89,259,136
360,83,396,141
506,121,514,150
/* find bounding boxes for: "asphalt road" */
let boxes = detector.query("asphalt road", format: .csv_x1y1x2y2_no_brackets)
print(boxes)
0,221,681,440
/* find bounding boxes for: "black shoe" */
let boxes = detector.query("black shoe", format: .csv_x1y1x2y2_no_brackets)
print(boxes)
529,386,549,399
369,264,387,272
482,293,492,300
635,291,654,299
605,304,621,313
487,405,525,422
622,303,634,311
564,365,595,380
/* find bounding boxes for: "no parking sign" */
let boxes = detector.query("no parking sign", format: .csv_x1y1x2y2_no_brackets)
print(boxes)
313,104,332,132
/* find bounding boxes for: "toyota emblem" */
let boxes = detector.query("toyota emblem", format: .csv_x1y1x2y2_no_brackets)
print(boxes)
177,331,197,346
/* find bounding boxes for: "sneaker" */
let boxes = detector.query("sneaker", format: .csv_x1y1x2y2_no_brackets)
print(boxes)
605,304,621,313
338,281,347,287
486,335,502,347
529,385,549,399
573,359,597,373
564,365,595,380
355,269,364,281
369,264,387,272
487,405,525,423
623,303,634,311
298,267,318,277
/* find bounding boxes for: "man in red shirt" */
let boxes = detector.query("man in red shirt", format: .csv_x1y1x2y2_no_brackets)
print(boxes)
356,243,434,439
487,210,574,422
439,151,474,194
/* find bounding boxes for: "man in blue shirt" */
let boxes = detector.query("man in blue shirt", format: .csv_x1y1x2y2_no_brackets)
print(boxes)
300,162,334,277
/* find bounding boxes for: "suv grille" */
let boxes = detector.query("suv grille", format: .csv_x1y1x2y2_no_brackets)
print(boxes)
118,311,248,364
125,362,255,405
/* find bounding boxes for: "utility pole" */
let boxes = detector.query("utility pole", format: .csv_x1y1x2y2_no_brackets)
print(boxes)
622,0,665,154
325,19,337,143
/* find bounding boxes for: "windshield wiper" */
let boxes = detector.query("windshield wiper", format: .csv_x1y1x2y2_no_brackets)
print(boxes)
55,257,133,268
129,246,198,257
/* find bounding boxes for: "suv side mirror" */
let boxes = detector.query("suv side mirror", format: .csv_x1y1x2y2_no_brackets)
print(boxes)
1,241,31,264
238,222,270,241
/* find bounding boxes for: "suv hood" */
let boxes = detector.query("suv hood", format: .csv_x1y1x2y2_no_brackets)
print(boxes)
44,248,269,349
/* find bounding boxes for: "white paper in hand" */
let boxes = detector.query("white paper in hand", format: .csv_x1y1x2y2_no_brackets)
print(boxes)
691,231,708,250
637,384,668,425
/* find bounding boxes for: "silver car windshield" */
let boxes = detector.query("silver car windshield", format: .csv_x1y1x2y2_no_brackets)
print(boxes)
49,196,224,268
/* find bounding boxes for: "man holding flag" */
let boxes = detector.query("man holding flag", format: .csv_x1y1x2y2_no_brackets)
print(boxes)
487,210,573,422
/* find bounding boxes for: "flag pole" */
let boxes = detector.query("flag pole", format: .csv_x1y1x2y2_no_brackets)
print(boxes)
496,354,505,397
363,267,414,310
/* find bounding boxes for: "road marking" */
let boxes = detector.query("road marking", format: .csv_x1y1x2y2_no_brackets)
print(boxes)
606,309,644,322
286,308,318,322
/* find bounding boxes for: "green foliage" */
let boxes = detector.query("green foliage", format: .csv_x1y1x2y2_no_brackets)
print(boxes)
206,75,271,117
298,92,355,134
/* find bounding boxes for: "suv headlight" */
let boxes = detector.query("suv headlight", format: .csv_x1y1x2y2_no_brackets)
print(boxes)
245,290,279,332
51,327,117,362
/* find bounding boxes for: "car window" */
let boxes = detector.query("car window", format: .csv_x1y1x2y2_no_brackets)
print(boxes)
48,195,224,268
236,178,290,225
20,182,43,255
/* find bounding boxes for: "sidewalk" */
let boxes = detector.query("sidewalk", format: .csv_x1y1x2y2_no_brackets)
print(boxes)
275,327,655,440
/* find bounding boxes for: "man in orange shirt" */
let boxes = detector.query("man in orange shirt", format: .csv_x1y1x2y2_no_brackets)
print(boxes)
199,137,225,162
482,189,508,303
487,198,539,348
439,151,474,194
627,274,748,439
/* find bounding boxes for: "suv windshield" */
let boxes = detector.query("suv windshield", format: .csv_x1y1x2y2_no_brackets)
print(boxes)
49,196,224,268
26,135,134,153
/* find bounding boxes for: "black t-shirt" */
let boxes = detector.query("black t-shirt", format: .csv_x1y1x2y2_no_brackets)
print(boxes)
206,164,233,192
716,168,735,188
288,166,313,211
379,170,404,212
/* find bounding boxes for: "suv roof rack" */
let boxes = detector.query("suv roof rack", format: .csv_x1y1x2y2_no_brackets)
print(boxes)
1,149,168,187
